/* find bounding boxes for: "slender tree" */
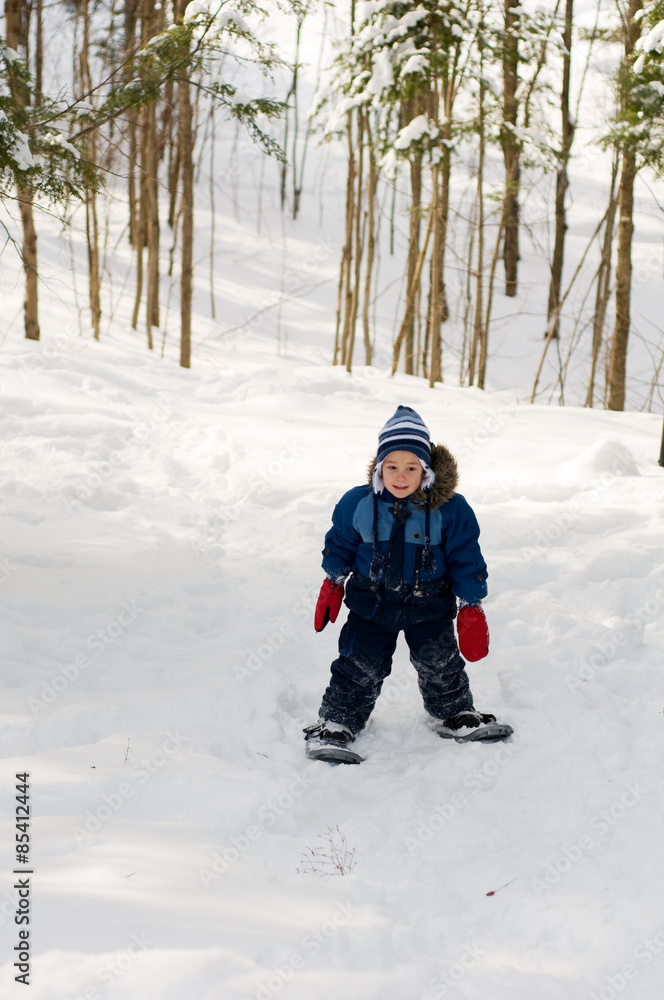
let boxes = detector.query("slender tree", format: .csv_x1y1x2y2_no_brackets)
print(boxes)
402,96,424,375
547,0,575,338
344,106,364,370
469,16,488,388
5,0,40,340
607,0,644,410
602,0,664,406
79,0,101,340
125,0,140,247
501,0,520,297
338,110,357,367
586,151,619,406
362,116,379,366
170,0,192,368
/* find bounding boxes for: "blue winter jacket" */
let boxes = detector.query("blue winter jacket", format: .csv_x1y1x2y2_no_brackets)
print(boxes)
321,443,488,616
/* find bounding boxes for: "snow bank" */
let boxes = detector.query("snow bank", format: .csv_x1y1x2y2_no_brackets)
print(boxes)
0,332,662,999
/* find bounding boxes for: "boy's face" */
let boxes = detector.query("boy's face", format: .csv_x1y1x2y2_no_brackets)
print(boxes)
382,451,424,498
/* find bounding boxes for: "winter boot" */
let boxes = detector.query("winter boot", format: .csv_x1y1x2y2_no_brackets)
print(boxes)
303,719,363,764
429,710,513,744
304,719,356,747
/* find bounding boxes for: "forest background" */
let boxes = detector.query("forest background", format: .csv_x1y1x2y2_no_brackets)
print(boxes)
2,0,664,412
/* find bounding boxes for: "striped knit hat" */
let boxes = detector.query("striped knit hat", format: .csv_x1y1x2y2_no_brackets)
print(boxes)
376,406,431,465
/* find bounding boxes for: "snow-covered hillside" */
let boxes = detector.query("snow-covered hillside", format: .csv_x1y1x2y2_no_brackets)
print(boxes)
0,331,663,1000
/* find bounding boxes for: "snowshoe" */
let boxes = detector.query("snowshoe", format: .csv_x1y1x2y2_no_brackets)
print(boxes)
430,710,513,744
304,720,364,765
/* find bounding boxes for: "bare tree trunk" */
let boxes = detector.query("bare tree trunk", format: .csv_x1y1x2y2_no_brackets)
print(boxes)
392,203,434,374
438,124,451,326
460,207,476,383
406,136,422,375
168,120,181,229
607,150,637,410
428,163,443,386
427,52,455,383
125,0,139,246
362,120,378,367
332,242,344,365
173,0,193,367
290,9,305,218
85,172,101,339
345,108,364,372
178,80,194,368
80,0,101,340
6,0,40,340
501,0,520,298
131,236,144,330
132,121,147,330
158,81,175,164
337,112,356,366
208,107,216,319
127,109,139,246
547,0,575,337
586,151,619,407
607,0,642,411
279,6,307,215
17,191,40,341
145,98,160,348
35,0,42,103
135,0,160,349
469,30,487,388
390,96,424,376
280,33,296,211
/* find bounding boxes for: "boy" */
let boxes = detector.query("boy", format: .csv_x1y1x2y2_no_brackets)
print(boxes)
305,405,512,762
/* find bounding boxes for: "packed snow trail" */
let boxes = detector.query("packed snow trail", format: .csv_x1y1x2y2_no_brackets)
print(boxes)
0,334,663,1000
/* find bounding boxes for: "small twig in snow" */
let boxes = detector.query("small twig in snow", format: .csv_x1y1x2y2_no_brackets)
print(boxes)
486,877,516,897
297,826,356,878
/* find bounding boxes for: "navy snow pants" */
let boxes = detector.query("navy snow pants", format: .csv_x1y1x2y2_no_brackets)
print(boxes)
319,608,473,733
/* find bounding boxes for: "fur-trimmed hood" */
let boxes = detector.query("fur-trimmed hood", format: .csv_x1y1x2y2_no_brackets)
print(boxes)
367,442,459,510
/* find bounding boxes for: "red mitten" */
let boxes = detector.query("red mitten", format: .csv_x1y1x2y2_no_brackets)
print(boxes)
314,579,344,632
457,605,489,661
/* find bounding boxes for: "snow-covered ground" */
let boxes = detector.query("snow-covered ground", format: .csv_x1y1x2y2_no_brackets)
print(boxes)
1,3,664,994
0,329,663,1000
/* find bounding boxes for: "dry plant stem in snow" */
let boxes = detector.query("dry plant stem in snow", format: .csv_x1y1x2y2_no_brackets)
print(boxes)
297,826,356,878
